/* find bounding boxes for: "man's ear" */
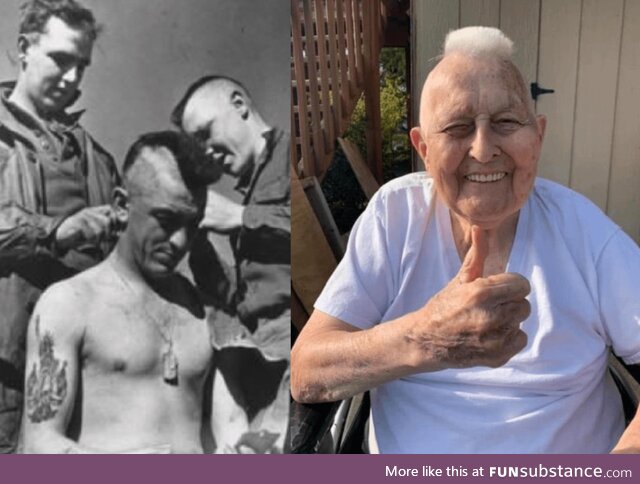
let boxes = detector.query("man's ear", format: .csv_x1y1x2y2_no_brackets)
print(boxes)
16,34,32,63
230,91,249,120
535,114,547,143
409,126,429,172
112,187,130,229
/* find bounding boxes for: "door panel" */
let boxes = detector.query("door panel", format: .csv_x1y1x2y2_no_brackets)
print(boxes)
500,0,540,86
537,0,581,186
607,0,640,241
570,0,624,210
460,0,500,27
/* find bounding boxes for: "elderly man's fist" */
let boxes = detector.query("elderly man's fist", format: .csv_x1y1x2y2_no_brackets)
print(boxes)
409,226,530,370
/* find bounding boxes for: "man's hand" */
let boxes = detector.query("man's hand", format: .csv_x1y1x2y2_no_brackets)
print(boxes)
54,205,116,251
200,190,245,233
409,225,530,370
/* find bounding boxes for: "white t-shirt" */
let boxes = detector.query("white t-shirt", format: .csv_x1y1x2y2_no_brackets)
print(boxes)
315,174,640,453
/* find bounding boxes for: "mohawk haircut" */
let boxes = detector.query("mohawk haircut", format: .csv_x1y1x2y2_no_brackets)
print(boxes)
443,26,514,61
438,26,533,115
122,131,217,191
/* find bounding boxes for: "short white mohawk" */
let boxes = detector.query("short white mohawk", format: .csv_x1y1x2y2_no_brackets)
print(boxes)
443,26,514,60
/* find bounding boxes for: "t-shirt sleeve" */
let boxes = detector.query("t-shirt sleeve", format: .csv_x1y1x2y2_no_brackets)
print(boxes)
597,229,640,364
314,192,395,330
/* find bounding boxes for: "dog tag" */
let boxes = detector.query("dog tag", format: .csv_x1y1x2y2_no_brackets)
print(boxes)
163,348,178,384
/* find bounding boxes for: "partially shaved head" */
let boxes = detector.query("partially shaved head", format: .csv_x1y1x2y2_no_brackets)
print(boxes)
171,75,253,130
420,26,533,130
124,145,197,202
121,130,218,200
421,53,533,130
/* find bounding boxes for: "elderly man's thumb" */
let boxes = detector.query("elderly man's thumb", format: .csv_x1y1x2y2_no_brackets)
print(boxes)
457,225,488,283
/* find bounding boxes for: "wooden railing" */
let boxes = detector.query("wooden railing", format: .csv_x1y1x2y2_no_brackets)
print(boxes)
291,0,386,333
291,0,384,181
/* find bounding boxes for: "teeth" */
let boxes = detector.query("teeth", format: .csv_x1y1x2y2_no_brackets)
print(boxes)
465,172,507,183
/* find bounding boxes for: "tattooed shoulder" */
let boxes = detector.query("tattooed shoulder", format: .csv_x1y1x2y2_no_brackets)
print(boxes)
26,316,69,423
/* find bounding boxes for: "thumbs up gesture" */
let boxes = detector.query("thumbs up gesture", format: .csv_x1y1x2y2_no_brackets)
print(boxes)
410,226,530,370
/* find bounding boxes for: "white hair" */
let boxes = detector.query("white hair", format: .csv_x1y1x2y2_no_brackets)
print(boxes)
443,26,514,60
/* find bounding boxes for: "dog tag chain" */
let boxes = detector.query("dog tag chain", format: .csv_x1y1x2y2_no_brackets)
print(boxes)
111,262,179,386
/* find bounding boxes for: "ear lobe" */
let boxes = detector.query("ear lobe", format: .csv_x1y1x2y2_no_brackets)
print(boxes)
409,127,429,170
230,91,249,120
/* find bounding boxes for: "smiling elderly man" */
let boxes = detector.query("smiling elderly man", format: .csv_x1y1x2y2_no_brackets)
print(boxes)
291,26,640,454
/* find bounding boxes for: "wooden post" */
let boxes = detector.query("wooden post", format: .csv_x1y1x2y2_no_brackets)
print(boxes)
291,0,314,176
302,0,324,177
364,1,383,184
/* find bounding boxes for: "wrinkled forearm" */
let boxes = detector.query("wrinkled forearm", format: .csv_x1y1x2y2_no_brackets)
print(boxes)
291,309,439,403
243,203,290,234
0,202,62,263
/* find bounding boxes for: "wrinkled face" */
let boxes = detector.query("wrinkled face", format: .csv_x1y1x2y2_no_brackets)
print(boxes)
19,16,93,116
410,54,546,228
125,148,205,280
181,87,254,178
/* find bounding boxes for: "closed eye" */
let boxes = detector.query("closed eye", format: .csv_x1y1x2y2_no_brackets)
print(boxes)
152,208,182,229
155,215,177,231
492,118,525,134
193,129,210,146
443,123,474,138
49,53,88,72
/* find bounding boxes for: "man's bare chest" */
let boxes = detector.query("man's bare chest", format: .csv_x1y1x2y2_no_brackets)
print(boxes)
80,298,213,384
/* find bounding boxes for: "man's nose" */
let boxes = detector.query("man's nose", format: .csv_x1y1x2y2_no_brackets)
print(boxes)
468,123,500,163
168,226,189,252
61,65,81,84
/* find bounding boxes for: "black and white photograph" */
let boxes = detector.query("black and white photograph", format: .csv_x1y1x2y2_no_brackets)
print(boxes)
0,0,290,454
290,0,640,455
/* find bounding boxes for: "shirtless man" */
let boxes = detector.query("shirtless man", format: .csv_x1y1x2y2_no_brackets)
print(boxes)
21,131,215,453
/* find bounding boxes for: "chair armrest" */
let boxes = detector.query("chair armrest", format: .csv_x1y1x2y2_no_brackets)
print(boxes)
289,400,342,453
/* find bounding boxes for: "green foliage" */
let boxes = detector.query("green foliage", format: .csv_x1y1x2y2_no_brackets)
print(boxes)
320,148,368,234
343,48,410,182
380,48,406,85
323,48,410,233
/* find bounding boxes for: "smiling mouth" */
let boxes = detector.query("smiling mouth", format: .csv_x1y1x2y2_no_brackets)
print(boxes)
464,172,507,183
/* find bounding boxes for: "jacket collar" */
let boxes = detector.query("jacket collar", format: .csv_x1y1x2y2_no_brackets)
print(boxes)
0,81,85,138
235,127,283,194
